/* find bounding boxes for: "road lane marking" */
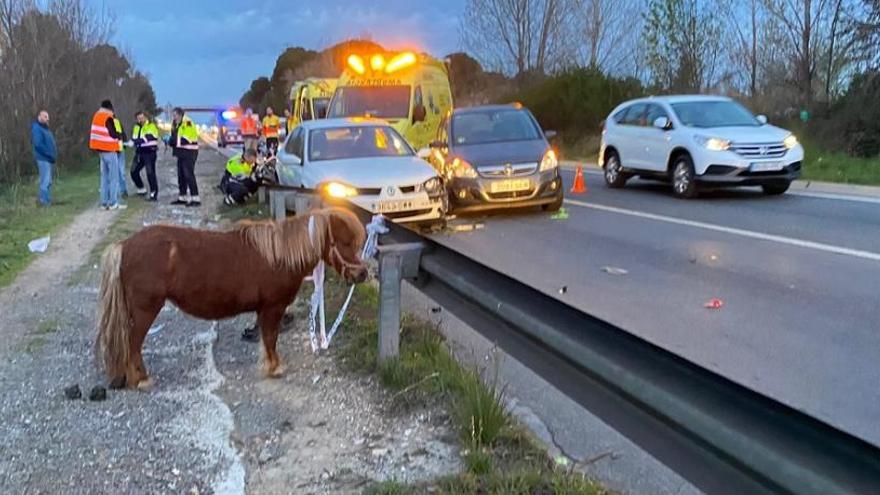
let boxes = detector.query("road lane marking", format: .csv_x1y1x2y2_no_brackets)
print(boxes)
564,198,880,262
788,191,880,205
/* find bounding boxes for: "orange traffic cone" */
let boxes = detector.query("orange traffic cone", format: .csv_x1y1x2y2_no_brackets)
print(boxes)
570,165,587,194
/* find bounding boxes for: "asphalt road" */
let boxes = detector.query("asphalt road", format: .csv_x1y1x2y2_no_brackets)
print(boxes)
432,167,880,448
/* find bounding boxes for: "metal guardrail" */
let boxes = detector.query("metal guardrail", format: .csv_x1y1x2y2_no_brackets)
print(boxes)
343,206,880,495
204,136,880,493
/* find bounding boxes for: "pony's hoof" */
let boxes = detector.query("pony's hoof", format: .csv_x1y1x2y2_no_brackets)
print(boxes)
108,376,126,389
136,378,153,391
266,365,285,379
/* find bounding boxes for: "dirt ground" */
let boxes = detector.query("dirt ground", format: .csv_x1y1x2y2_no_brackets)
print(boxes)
0,146,461,494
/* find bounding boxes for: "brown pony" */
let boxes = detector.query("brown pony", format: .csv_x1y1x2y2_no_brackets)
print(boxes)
95,207,367,389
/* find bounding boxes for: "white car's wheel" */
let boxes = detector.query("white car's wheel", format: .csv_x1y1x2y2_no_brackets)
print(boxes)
672,155,698,199
603,152,628,188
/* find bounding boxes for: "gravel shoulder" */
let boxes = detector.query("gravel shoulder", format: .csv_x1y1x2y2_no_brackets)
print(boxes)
0,146,460,494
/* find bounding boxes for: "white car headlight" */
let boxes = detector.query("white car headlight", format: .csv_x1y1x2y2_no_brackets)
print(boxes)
694,135,731,151
421,177,442,195
783,134,798,150
322,181,358,198
539,149,558,171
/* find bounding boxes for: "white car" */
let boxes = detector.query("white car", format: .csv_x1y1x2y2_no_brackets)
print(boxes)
599,95,804,198
276,118,445,224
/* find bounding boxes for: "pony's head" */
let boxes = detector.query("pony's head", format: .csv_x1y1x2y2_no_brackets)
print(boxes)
237,207,368,284
313,208,368,284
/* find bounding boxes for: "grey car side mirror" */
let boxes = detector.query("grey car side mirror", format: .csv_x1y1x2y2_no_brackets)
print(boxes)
653,117,671,130
756,115,768,125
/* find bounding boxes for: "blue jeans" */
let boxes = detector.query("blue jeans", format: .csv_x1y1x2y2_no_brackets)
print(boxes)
117,151,128,195
36,160,52,205
99,152,119,206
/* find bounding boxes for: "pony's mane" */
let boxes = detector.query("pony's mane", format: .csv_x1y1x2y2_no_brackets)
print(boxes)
235,208,364,272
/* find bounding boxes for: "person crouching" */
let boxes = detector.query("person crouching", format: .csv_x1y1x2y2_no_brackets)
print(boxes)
220,149,261,205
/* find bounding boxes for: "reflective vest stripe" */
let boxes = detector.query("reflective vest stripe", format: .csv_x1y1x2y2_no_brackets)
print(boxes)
89,109,119,152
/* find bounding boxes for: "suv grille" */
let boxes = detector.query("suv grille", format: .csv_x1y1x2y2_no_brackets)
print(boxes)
729,142,787,158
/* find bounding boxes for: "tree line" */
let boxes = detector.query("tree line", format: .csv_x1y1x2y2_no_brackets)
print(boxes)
0,0,158,184
461,0,880,155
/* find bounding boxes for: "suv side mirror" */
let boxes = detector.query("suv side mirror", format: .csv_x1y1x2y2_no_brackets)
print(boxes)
416,147,431,159
544,129,557,140
653,117,671,130
412,105,427,123
756,115,768,125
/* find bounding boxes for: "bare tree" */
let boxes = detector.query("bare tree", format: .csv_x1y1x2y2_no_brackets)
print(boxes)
0,0,155,183
643,0,724,92
575,0,643,74
461,0,577,76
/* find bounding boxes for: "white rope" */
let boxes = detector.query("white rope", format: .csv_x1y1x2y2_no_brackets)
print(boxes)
307,214,388,352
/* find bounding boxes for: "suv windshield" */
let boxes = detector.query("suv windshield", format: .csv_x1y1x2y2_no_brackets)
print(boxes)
452,109,541,145
328,86,410,119
671,100,760,128
309,125,414,161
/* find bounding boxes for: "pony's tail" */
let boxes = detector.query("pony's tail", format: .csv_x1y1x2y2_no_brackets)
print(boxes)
95,242,131,381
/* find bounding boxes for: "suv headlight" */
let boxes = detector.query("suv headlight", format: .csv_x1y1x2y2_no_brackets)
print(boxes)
451,158,478,179
539,149,558,171
694,135,731,151
321,181,358,198
783,134,798,149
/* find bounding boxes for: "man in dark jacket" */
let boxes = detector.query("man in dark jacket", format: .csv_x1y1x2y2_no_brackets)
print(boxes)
30,110,57,206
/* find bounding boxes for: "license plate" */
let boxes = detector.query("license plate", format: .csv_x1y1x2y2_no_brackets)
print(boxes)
750,161,784,172
375,200,413,213
489,179,530,193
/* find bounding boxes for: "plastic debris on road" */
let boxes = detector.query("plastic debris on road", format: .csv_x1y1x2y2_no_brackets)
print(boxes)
704,298,724,309
601,266,628,275
550,208,569,220
449,222,484,232
27,235,50,253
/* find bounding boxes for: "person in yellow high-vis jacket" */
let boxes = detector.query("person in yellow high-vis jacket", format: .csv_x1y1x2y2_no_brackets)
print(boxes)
219,148,261,205
169,107,201,206
130,111,160,200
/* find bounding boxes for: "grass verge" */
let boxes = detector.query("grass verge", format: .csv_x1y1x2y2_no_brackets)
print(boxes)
330,276,606,494
0,167,99,288
801,140,880,186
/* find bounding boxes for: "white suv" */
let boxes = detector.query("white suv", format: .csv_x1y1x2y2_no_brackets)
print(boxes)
599,95,804,198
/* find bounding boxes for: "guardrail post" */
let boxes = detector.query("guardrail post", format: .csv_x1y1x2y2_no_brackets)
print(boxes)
377,243,423,362
257,186,267,205
270,189,286,221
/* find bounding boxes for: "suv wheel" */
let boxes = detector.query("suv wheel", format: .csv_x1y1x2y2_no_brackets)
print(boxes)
603,152,628,188
762,182,790,195
672,155,698,199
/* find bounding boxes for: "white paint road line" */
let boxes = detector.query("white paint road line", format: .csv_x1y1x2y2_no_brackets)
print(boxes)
564,198,880,262
787,190,880,205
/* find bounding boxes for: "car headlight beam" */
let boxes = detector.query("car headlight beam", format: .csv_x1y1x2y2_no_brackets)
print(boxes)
783,134,798,150
322,181,358,198
695,135,731,151
451,158,478,179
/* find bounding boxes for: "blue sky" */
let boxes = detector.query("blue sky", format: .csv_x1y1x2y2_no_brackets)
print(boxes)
99,0,466,106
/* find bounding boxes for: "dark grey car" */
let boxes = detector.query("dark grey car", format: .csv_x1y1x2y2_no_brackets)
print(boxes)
420,104,563,213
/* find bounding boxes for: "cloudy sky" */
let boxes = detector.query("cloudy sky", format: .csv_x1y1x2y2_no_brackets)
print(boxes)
100,0,466,106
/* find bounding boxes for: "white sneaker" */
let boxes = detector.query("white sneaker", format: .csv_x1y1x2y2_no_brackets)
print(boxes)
108,203,128,210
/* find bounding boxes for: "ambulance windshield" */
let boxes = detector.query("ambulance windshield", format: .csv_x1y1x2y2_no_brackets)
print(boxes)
329,86,410,119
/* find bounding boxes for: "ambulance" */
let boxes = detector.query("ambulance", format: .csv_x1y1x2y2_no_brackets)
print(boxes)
327,51,453,150
288,78,337,128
